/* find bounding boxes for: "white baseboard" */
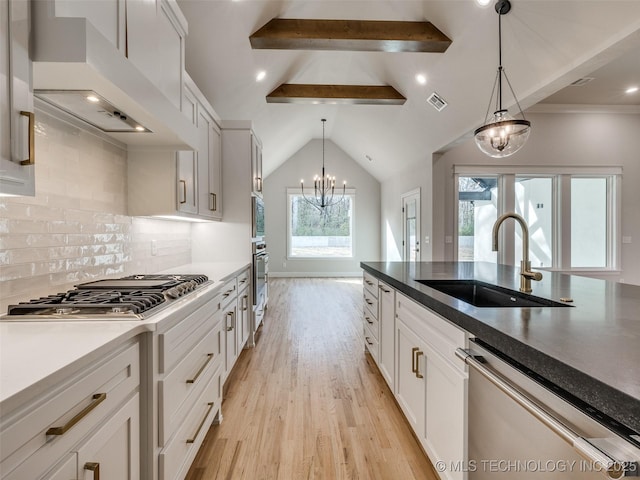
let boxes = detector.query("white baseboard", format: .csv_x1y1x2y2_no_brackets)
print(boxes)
268,271,363,278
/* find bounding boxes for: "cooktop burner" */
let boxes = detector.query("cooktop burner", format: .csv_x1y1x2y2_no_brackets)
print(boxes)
4,274,209,320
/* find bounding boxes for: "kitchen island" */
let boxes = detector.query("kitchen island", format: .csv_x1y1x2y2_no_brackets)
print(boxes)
360,261,640,436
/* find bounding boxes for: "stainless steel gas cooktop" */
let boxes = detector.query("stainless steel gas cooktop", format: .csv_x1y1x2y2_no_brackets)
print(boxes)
2,274,210,321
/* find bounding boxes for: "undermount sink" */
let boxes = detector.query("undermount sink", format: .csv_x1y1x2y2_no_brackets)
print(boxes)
415,280,572,308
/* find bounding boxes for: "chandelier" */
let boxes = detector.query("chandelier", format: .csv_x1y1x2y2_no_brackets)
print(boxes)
474,0,531,158
300,119,346,209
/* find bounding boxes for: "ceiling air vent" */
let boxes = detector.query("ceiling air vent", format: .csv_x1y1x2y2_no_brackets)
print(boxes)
569,77,595,87
427,92,448,111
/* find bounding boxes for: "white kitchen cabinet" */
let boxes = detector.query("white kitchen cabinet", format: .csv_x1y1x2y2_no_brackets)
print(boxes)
0,0,35,196
395,315,427,440
362,274,380,362
128,74,222,221
154,289,225,480
76,393,140,480
395,291,468,480
378,281,395,391
197,106,222,220
251,133,263,196
237,268,251,353
0,340,140,480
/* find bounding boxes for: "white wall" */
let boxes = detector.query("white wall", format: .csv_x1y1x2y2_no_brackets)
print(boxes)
264,139,380,276
380,159,433,262
0,111,192,313
432,111,640,285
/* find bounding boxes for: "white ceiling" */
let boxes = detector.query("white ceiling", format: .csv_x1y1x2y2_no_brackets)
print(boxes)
178,1,640,182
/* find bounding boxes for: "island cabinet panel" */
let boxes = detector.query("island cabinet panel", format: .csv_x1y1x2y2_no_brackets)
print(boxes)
395,317,427,439
395,291,469,480
378,281,395,391
0,340,140,480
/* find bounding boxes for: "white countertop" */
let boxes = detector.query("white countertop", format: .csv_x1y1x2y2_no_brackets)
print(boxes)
0,261,251,411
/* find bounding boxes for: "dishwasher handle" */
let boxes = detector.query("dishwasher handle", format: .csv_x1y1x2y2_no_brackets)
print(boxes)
456,348,635,479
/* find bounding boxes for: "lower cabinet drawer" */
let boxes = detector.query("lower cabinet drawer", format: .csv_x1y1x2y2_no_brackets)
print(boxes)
364,324,379,362
0,341,139,480
159,362,223,480
159,324,222,444
363,309,379,340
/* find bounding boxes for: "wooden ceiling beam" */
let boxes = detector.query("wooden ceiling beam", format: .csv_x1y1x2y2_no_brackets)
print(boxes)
266,84,406,105
250,19,451,53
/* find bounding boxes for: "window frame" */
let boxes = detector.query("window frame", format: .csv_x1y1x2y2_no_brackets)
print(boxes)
453,166,621,273
286,187,356,260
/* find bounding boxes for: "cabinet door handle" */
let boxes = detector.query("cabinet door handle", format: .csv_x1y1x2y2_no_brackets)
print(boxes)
365,336,373,346
242,294,248,311
226,311,235,331
186,353,214,384
415,351,424,379
256,176,262,192
84,462,100,480
209,192,217,211
20,111,35,165
411,347,419,374
179,180,187,204
186,402,214,444
365,316,373,324
46,393,106,436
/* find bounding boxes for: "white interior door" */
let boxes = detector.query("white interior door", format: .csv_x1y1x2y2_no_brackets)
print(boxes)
401,189,421,263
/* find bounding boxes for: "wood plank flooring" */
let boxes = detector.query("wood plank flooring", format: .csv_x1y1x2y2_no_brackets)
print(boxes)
185,277,439,480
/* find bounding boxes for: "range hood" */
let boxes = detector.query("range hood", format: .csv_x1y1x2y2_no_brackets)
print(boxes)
31,2,197,150
35,90,150,133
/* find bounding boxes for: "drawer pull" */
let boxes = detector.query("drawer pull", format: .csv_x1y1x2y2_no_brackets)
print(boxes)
239,278,247,285
179,180,187,204
365,336,374,346
46,393,106,436
365,279,373,286
380,286,391,293
186,402,214,444
84,462,100,480
365,316,373,324
365,298,373,305
415,350,424,379
20,111,35,165
186,353,214,384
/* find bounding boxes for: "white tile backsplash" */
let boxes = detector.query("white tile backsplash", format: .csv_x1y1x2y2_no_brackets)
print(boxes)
0,111,192,314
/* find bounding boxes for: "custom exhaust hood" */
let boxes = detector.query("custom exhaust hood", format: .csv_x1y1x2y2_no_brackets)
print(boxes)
31,1,197,150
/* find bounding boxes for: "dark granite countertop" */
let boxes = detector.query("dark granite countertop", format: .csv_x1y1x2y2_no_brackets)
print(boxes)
361,261,640,434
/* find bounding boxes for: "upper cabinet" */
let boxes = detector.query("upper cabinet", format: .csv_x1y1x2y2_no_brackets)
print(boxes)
30,0,197,149
128,73,222,221
1,0,35,196
251,134,263,196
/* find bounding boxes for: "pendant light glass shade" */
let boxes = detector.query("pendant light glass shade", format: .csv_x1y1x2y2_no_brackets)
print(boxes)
474,109,530,158
474,0,531,158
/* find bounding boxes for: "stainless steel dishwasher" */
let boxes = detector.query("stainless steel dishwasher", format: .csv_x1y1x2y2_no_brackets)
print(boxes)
456,339,640,479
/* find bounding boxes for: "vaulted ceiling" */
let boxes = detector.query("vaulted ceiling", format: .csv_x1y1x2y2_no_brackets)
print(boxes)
178,1,640,182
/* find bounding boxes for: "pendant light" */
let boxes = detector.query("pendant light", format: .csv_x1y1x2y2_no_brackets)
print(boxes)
474,0,531,158
300,119,346,210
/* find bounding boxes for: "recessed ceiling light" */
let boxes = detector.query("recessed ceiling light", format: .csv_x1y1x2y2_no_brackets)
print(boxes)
256,70,266,82
416,74,427,85
476,0,491,6
626,86,639,94
135,126,146,132
86,95,100,103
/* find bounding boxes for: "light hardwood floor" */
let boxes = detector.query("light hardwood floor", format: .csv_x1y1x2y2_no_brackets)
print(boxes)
185,277,439,480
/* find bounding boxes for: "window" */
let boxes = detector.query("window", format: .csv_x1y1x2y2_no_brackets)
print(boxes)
287,191,354,258
454,167,620,271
